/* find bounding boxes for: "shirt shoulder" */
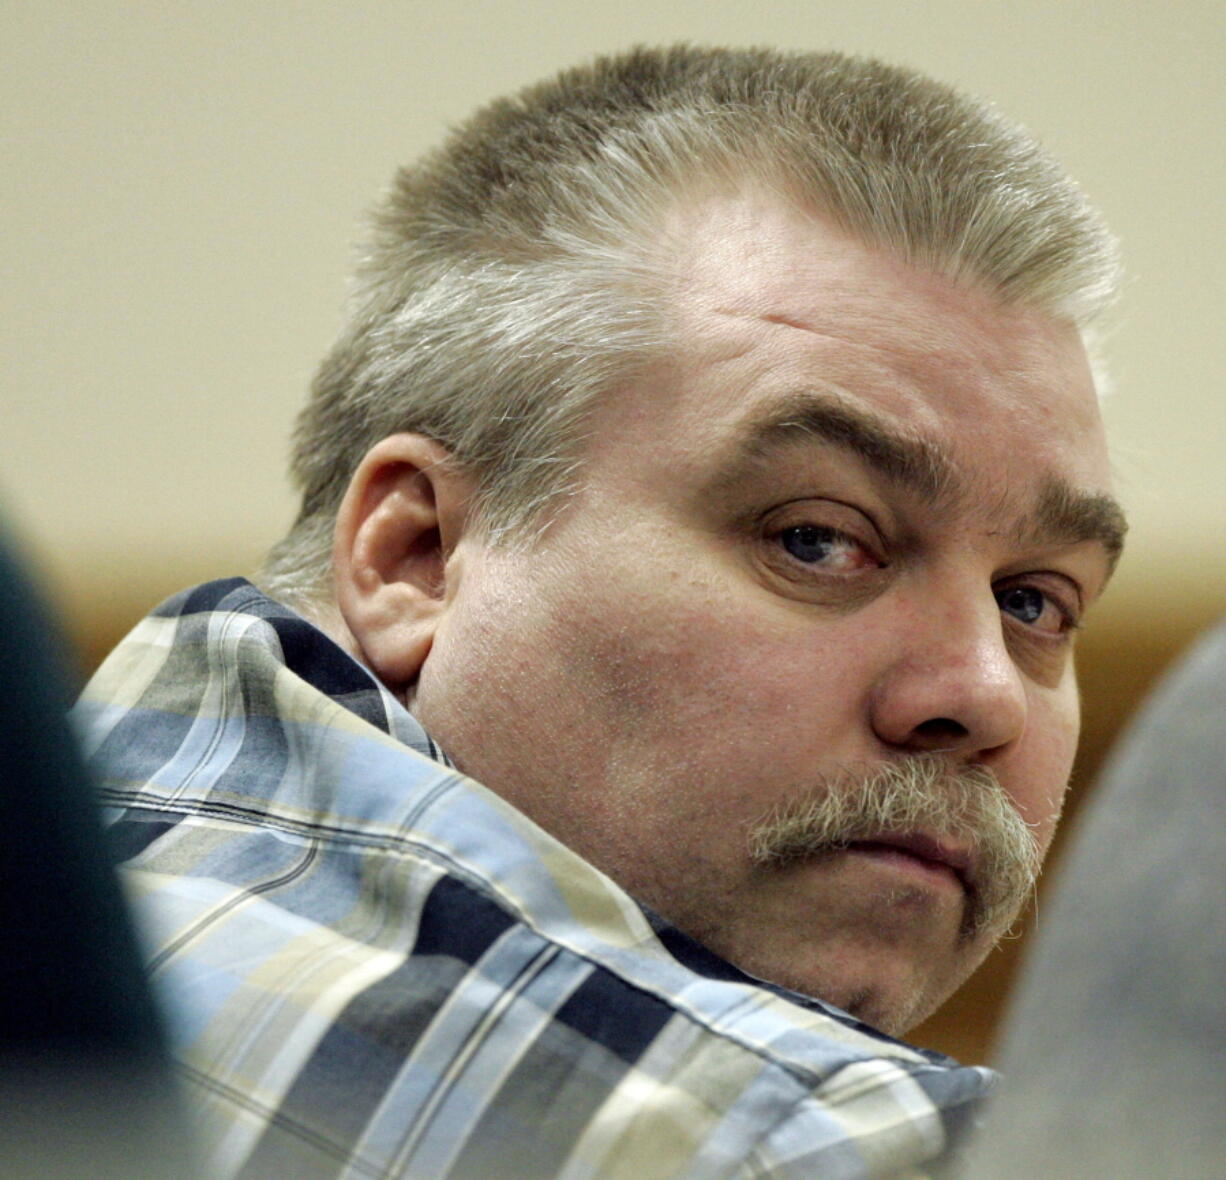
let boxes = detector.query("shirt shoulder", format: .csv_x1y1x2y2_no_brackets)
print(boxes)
80,581,993,1179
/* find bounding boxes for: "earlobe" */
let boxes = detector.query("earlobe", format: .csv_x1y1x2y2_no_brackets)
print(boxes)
332,434,474,693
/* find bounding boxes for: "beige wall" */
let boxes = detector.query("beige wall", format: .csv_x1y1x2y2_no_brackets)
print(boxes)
4,1,1225,628
3,1,1224,1059
2,4,1226,625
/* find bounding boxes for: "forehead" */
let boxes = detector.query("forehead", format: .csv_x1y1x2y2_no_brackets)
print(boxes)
591,190,1114,506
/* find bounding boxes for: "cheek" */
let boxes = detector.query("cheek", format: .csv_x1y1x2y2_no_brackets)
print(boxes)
556,574,869,775
1013,682,1081,852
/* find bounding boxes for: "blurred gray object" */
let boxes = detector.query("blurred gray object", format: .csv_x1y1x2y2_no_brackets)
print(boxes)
962,619,1226,1178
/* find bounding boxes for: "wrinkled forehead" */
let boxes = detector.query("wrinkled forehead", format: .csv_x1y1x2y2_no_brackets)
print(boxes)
565,188,1122,582
648,189,1112,475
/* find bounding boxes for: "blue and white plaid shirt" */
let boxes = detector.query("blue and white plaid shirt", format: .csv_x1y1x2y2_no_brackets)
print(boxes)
75,578,994,1178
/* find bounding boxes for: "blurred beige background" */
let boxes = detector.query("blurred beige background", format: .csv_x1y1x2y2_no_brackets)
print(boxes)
3,2,1223,1060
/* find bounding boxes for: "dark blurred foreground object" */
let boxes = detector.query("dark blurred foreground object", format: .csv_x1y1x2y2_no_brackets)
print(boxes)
963,618,1226,1178
0,522,191,1179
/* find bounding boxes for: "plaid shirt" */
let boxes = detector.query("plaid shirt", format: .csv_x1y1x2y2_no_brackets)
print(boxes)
75,579,993,1178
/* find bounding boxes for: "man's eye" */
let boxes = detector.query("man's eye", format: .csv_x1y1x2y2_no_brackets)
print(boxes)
996,584,1072,634
778,525,873,572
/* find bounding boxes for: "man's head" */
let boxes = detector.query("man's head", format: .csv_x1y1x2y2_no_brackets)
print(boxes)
263,45,1119,604
261,46,1126,1034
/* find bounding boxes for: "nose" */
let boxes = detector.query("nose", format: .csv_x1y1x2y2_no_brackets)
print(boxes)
870,581,1028,759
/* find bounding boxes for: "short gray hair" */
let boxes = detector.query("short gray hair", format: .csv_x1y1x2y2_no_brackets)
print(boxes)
260,44,1120,608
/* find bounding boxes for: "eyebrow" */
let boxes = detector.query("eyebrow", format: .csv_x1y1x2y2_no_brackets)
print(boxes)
717,389,1129,566
1025,478,1129,571
727,389,954,501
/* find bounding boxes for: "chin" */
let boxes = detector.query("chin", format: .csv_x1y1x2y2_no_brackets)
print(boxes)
739,939,983,1039
850,947,999,1038
836,982,938,1039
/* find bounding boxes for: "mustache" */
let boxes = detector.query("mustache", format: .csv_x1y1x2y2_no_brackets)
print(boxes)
746,755,1045,939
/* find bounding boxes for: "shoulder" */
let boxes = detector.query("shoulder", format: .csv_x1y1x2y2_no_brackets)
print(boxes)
116,780,991,1179
82,580,989,1177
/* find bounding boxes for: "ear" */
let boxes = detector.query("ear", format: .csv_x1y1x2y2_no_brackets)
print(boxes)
332,434,477,693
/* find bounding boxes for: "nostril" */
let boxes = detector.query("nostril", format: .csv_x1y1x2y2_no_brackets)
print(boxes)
913,717,969,742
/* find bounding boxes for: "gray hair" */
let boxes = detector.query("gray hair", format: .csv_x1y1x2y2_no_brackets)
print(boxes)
260,44,1120,609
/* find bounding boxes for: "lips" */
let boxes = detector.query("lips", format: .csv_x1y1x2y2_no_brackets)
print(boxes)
845,832,975,891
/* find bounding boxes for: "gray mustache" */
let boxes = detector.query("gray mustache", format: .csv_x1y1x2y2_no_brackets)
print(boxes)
747,755,1044,939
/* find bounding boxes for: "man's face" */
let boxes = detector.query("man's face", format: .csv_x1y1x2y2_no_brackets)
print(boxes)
414,192,1120,1035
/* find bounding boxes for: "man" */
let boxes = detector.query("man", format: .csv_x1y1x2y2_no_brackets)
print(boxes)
77,45,1127,1177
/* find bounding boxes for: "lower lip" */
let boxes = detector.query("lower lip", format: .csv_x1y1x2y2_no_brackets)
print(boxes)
843,842,964,890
